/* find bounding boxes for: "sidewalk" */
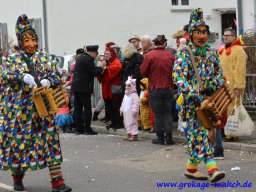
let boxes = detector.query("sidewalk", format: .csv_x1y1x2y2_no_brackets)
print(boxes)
91,110,256,153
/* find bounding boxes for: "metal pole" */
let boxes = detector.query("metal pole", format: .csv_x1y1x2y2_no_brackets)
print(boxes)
237,0,243,35
42,0,49,52
254,0,256,30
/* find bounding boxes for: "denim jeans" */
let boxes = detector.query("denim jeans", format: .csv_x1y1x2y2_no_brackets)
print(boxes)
215,130,223,151
148,89,173,139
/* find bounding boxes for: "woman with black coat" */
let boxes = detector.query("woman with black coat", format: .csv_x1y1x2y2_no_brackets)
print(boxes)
121,44,143,94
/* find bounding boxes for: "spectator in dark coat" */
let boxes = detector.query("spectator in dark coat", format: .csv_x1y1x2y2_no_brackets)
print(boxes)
72,45,105,135
122,43,143,94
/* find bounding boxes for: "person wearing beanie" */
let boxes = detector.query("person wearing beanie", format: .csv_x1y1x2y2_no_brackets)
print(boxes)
0,14,72,191
173,8,225,182
97,42,123,130
120,76,140,141
140,34,175,146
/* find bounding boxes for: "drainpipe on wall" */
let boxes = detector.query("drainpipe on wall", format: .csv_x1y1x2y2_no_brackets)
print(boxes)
254,0,256,30
42,0,49,52
237,0,243,35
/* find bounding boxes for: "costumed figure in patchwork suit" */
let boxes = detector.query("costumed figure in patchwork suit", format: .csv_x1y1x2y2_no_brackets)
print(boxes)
0,15,72,192
173,8,225,182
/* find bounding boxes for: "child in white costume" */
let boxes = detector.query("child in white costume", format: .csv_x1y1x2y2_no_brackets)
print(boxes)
120,76,140,141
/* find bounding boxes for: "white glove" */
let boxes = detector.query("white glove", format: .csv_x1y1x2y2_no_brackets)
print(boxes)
40,79,51,88
23,74,36,88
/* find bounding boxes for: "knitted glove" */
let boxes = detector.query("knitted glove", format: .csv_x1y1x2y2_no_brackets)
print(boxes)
23,74,36,88
40,79,51,88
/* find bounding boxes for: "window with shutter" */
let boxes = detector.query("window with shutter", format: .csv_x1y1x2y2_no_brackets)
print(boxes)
181,0,189,5
172,0,178,6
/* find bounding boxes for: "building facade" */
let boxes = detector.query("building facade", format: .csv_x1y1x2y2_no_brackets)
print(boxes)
0,0,255,56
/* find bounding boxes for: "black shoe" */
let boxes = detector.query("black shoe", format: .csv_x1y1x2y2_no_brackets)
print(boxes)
14,182,25,191
165,134,174,146
166,140,174,146
152,138,165,145
92,116,98,121
92,111,99,121
113,124,124,130
106,124,115,129
51,177,72,192
52,184,72,192
100,117,110,123
85,130,98,135
214,148,225,160
62,127,67,133
66,128,75,133
75,131,85,135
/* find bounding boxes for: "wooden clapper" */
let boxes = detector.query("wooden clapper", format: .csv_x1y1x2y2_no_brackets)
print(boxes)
32,86,67,118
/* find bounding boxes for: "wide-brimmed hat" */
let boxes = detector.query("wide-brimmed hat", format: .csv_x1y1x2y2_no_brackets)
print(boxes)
128,35,141,43
171,30,186,39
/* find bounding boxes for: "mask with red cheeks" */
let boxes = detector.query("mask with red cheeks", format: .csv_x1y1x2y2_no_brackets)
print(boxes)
192,25,209,47
21,32,38,55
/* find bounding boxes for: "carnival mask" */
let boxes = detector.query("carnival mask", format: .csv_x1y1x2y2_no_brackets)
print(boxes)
192,26,209,47
21,32,38,55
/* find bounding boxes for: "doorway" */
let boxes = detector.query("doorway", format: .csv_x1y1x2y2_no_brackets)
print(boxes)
221,13,237,34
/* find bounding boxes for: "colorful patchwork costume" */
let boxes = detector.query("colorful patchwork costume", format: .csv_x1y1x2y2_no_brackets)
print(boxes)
173,8,225,182
0,14,71,192
0,50,63,172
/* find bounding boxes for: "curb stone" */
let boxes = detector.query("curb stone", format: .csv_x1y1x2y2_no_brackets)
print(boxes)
91,124,256,153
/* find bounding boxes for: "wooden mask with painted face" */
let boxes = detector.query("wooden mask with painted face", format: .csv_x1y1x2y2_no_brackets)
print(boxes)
21,30,38,55
192,25,209,47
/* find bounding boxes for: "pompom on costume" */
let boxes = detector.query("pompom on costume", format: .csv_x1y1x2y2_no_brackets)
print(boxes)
0,14,72,191
172,8,225,182
16,14,35,45
120,76,140,141
139,78,152,130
